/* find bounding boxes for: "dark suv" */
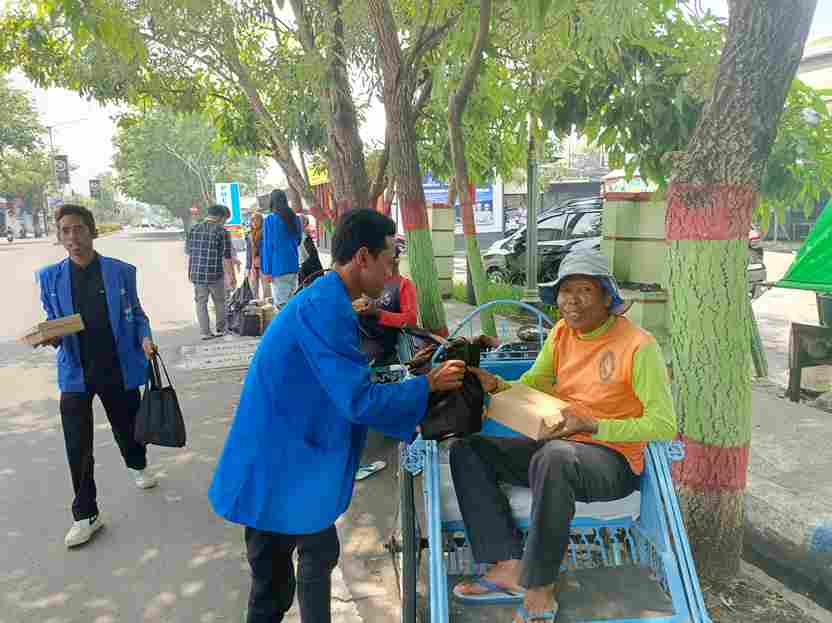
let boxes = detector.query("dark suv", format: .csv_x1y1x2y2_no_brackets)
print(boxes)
482,197,604,284
483,196,767,296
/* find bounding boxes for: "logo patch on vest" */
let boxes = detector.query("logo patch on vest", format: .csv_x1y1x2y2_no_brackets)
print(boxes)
599,351,616,383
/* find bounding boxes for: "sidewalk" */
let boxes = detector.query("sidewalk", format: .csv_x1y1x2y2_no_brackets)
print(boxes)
747,386,832,597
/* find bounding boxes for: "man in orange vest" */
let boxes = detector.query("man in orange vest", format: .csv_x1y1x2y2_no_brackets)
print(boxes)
451,249,677,623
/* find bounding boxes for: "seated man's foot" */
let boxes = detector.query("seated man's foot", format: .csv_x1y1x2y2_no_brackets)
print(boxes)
513,585,559,623
454,560,525,599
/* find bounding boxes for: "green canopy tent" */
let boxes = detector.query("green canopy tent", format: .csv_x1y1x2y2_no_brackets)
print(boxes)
778,199,832,294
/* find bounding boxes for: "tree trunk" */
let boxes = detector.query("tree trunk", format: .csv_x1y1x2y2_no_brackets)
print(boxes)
290,0,370,213
448,0,495,337
369,0,447,334
667,0,817,581
287,182,304,215
324,0,369,212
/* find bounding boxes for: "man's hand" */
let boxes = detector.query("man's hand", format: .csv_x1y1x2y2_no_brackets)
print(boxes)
468,366,500,393
352,297,377,316
142,337,158,360
426,360,466,392
546,404,599,439
36,336,62,349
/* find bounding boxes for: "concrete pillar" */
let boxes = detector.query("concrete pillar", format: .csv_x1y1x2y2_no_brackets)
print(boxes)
398,202,454,298
429,202,455,298
602,191,671,357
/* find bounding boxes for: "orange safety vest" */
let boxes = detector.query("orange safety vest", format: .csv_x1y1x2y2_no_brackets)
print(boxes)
553,317,652,474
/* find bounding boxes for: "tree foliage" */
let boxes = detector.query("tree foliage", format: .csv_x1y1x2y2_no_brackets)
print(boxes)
112,110,259,227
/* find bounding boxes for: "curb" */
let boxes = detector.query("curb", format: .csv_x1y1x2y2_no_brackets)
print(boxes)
744,490,832,598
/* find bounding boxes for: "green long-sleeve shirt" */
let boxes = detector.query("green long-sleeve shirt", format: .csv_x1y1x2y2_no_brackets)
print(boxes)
493,316,677,443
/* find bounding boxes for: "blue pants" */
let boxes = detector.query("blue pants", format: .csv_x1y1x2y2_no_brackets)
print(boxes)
271,273,297,309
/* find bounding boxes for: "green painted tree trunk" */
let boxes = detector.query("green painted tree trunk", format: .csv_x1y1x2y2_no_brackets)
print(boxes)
666,0,817,581
369,0,447,334
668,239,751,575
448,0,495,336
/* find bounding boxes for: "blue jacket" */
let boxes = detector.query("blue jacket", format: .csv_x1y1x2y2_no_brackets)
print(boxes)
208,271,429,534
261,212,302,277
37,256,152,393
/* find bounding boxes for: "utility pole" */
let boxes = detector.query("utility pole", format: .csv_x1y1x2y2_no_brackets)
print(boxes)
522,112,541,304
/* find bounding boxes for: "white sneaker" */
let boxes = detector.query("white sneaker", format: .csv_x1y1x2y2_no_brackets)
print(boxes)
130,468,158,489
65,515,104,548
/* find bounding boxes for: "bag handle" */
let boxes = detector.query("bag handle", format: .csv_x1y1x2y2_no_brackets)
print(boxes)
153,352,175,389
147,354,162,390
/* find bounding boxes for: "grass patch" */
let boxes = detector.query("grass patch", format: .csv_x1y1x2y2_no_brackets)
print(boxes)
451,281,559,324
98,223,123,236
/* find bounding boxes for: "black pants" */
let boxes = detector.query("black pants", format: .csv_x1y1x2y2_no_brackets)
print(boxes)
60,385,147,521
245,525,340,623
449,436,638,588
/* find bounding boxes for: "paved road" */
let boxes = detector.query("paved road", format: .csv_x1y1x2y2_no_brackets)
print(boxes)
0,231,397,623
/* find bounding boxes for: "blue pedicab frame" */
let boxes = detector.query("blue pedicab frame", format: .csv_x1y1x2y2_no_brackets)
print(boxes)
389,301,711,623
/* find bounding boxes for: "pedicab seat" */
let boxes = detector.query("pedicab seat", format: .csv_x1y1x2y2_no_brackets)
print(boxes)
438,457,642,529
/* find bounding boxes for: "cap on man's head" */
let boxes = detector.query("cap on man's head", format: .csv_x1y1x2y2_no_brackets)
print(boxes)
550,249,627,314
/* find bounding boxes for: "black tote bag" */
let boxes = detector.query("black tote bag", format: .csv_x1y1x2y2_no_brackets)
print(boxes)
135,353,187,448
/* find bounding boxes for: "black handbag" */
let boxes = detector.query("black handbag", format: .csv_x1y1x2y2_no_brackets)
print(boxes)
135,353,186,448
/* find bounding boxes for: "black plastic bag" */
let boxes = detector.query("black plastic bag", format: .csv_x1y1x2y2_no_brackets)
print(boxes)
135,353,186,448
420,372,485,442
227,280,255,335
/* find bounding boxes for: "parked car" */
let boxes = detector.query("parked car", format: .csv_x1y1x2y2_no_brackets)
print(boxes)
484,196,767,297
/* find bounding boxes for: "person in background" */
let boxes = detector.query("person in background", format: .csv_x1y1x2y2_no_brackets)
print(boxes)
353,243,418,365
261,189,302,308
246,212,265,298
186,204,236,340
208,209,466,623
298,214,324,288
223,206,242,291
36,204,159,549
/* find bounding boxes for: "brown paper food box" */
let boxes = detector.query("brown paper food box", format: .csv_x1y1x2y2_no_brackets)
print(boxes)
486,383,569,440
21,314,85,347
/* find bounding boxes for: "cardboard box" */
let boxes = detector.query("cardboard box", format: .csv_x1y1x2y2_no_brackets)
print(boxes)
21,314,85,347
486,383,568,440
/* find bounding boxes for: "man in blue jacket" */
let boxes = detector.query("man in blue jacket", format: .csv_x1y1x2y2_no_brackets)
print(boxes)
36,204,158,548
209,209,465,623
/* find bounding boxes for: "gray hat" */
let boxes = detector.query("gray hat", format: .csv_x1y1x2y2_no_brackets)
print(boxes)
549,249,627,314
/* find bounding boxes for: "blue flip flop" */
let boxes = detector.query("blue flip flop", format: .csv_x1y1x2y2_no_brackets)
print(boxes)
514,604,558,622
452,577,525,604
355,461,387,481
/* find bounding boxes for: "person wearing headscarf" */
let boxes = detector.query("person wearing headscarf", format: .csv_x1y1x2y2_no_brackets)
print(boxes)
353,243,418,365
245,212,266,298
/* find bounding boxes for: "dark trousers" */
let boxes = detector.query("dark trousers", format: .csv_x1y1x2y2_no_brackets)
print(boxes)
245,525,340,623
449,436,638,588
59,385,147,521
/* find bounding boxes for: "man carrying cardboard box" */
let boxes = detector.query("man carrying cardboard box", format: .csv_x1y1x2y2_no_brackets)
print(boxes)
451,250,677,623
36,204,158,549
